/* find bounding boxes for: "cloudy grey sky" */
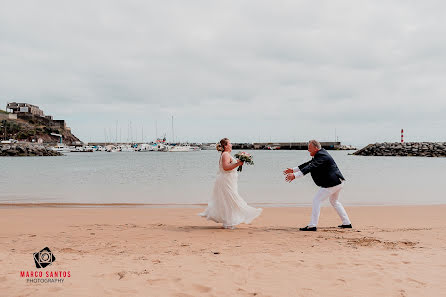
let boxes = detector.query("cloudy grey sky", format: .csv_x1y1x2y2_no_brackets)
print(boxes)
1,1,445,146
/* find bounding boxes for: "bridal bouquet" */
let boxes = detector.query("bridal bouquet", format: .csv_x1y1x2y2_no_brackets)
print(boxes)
234,152,254,172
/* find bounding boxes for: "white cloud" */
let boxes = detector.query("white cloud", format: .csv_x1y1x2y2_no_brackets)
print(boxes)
1,1,445,145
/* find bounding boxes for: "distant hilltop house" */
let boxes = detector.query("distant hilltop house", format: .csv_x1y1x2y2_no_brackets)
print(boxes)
6,102,70,131
6,102,44,117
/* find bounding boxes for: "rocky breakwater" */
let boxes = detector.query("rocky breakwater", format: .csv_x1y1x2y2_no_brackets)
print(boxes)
0,143,62,156
353,142,446,157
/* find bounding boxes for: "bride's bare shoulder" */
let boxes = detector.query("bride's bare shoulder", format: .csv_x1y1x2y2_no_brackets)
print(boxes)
221,152,231,160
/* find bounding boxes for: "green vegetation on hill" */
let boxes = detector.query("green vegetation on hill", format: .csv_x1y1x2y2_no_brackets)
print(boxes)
1,119,37,140
1,118,63,141
1,113,80,143
0,109,8,114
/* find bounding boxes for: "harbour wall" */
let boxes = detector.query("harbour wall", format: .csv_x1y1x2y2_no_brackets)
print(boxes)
353,142,446,157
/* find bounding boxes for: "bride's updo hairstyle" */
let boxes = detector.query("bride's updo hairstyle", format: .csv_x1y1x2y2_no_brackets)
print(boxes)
216,138,229,152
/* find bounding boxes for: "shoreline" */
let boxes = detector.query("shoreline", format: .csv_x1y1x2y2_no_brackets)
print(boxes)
0,202,445,208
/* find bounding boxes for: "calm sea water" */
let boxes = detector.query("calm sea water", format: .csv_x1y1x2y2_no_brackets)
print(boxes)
1,150,445,206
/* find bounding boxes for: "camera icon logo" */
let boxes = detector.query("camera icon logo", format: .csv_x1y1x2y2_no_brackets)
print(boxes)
33,247,56,269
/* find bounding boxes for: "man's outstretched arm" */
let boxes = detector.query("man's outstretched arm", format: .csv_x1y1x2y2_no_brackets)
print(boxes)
299,155,327,175
285,169,303,182
283,160,312,179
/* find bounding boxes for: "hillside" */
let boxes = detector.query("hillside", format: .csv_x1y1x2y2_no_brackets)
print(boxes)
0,110,81,144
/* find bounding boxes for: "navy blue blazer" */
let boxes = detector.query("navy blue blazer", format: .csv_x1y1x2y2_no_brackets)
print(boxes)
298,149,345,188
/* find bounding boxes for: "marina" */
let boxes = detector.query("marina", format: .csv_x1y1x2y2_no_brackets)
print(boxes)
2,102,356,153
84,141,349,152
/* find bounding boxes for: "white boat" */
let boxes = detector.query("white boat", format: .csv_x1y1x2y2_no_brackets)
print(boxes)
105,145,119,152
152,137,169,152
94,145,106,152
168,144,192,152
137,143,155,152
70,146,94,152
156,143,170,152
119,144,135,152
201,143,217,150
51,144,72,153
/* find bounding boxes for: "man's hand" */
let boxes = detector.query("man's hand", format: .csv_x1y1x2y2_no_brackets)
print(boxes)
285,173,295,182
283,168,293,175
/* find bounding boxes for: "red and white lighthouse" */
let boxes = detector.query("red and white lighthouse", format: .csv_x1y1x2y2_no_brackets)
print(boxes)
401,129,404,143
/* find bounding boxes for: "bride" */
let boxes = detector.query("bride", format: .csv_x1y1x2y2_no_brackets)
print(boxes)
199,138,262,229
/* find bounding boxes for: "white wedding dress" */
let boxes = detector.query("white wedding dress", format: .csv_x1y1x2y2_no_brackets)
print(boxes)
198,154,262,228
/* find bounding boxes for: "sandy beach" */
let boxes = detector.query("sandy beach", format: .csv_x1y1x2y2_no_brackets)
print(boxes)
1,205,445,297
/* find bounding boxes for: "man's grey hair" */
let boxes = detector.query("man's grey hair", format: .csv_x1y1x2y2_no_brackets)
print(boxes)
308,140,322,149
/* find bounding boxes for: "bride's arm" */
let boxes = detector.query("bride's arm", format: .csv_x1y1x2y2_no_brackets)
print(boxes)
221,153,243,171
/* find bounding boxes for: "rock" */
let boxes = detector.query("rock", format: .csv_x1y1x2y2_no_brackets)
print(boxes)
353,142,445,158
0,143,62,157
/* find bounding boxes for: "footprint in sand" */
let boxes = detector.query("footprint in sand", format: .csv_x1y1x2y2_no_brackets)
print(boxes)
193,284,212,293
174,294,194,297
237,287,260,296
60,248,81,253
117,271,126,280
146,278,166,285
407,277,426,286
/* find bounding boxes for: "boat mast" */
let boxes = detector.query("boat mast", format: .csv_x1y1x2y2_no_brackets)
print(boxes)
155,120,158,140
172,115,174,144
115,120,118,145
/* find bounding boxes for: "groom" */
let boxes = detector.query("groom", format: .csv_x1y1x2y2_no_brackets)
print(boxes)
283,140,352,231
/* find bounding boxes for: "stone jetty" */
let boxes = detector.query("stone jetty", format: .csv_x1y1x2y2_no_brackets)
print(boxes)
0,143,62,156
353,142,446,157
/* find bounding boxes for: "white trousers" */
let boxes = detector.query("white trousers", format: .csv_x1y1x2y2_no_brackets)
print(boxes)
308,182,351,227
